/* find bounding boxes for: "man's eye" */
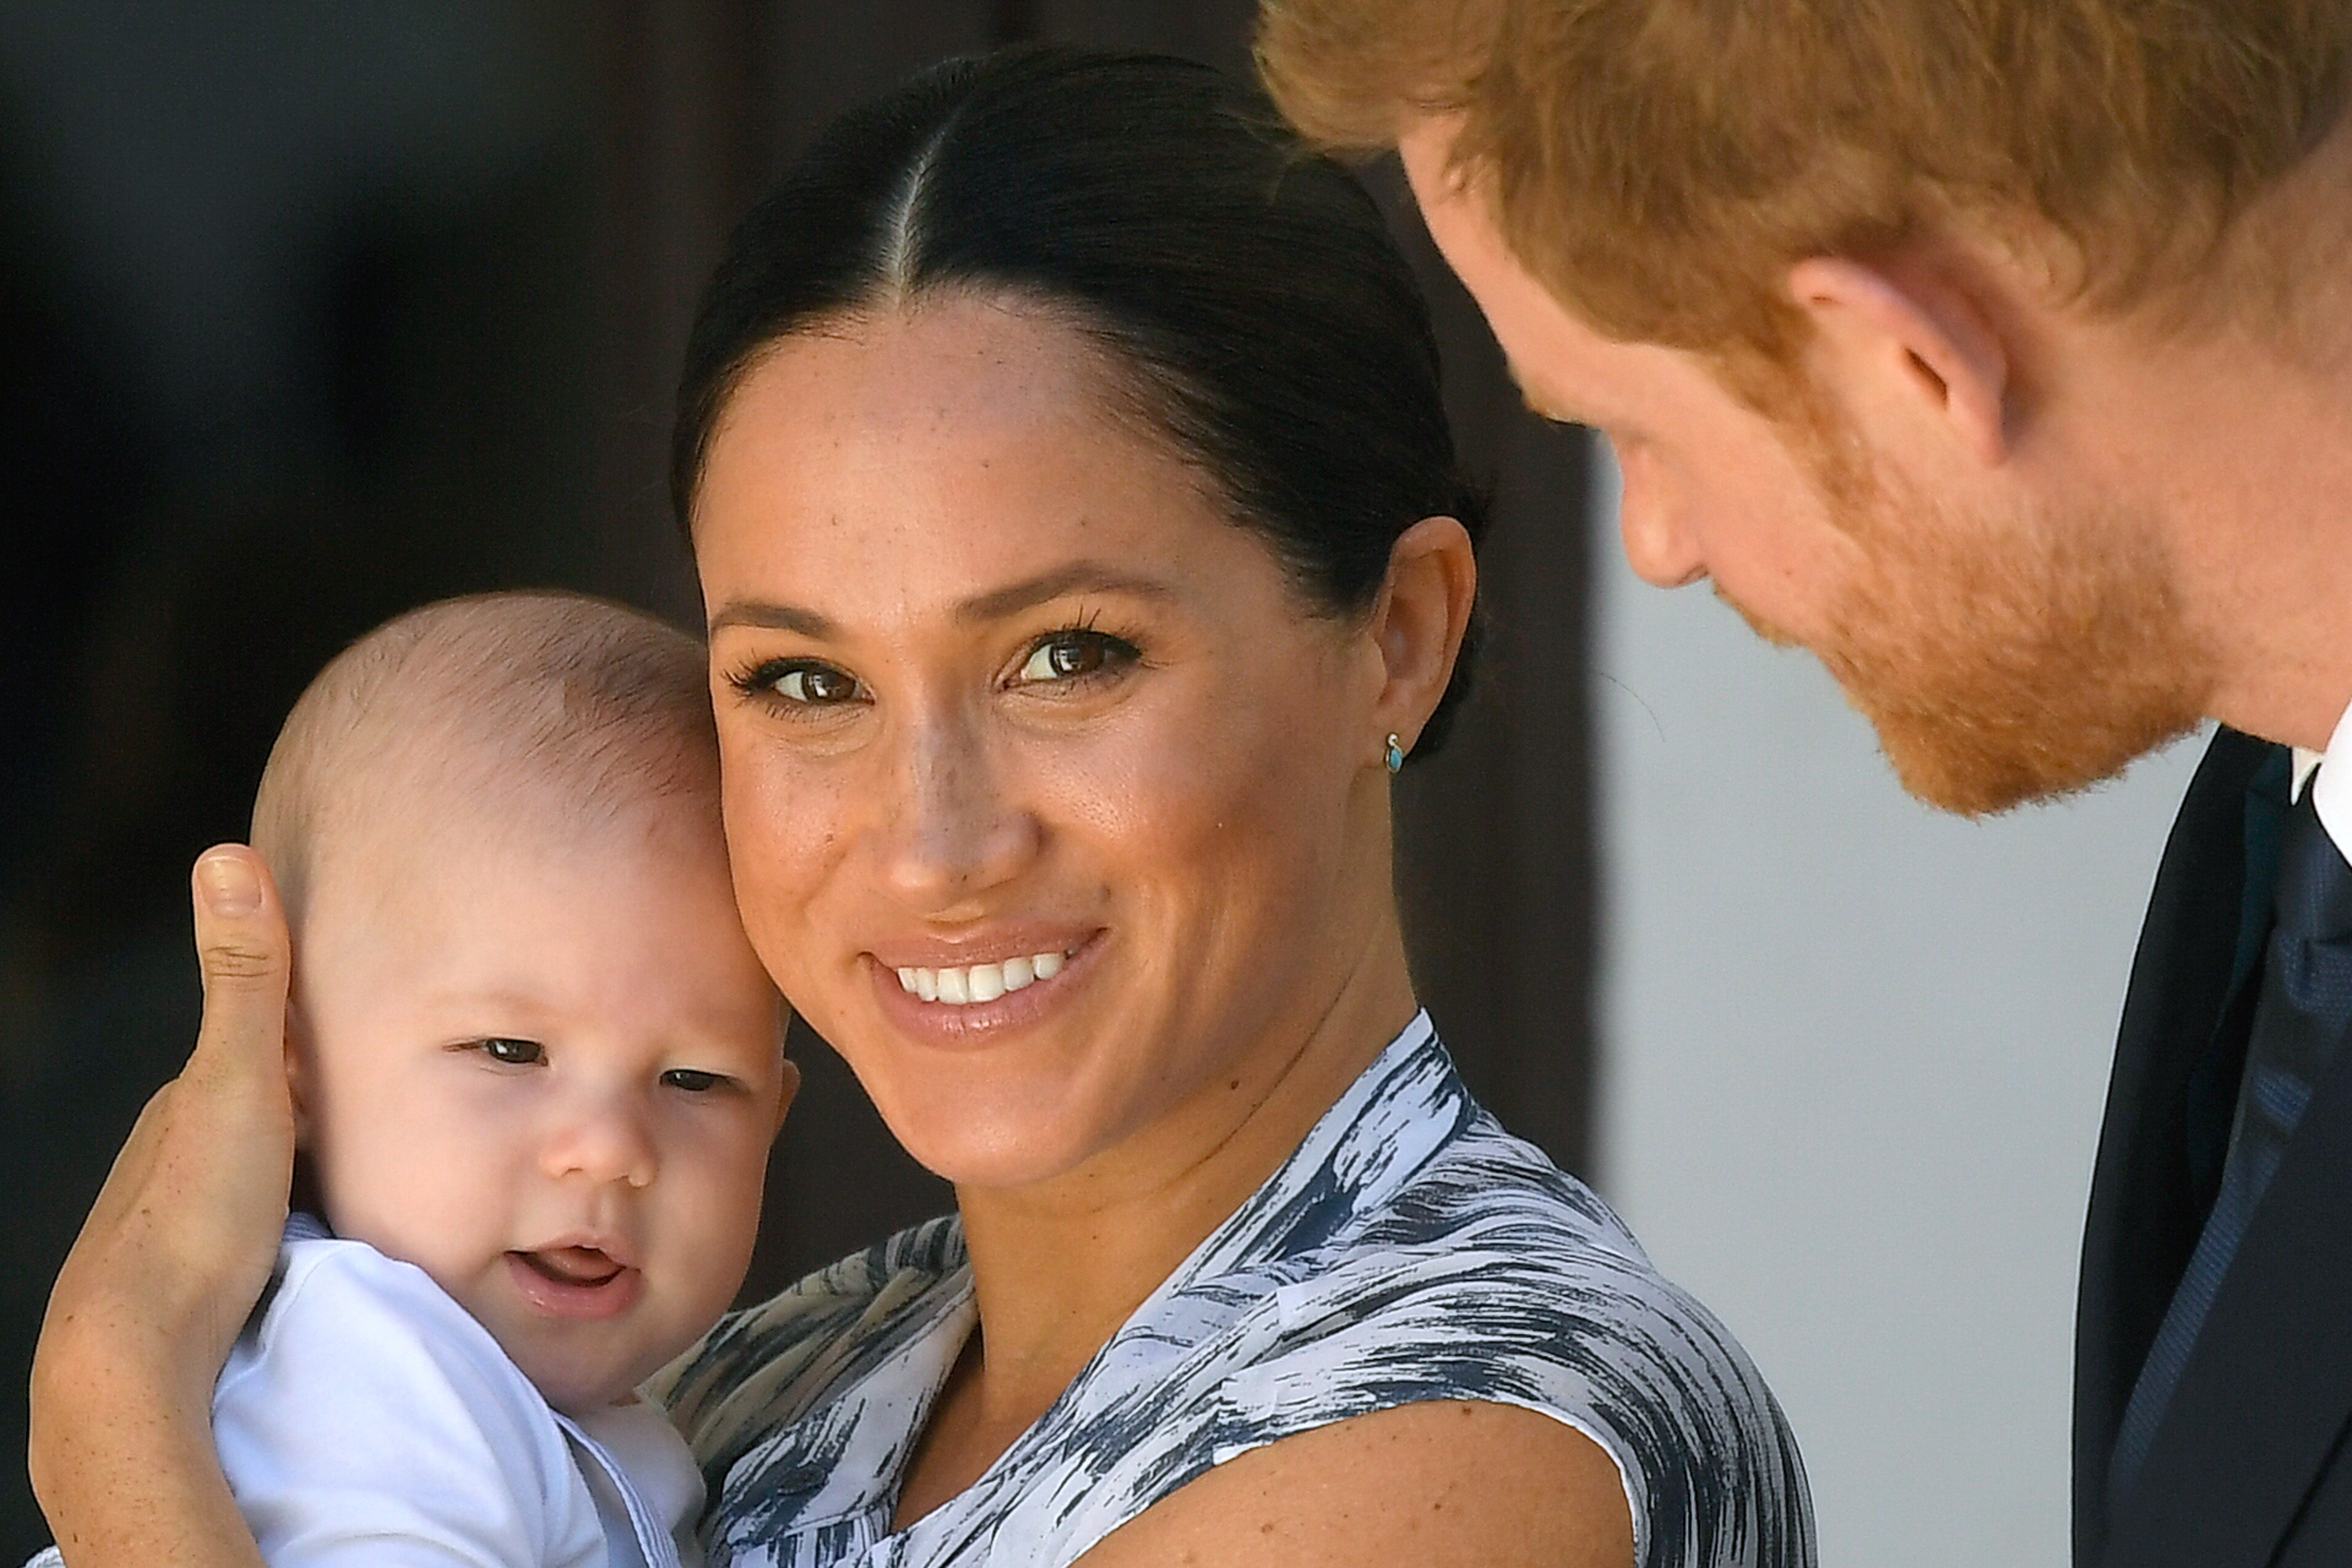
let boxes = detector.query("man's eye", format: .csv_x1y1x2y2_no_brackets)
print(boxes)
474,1038,544,1066
1014,630,1138,684
661,1068,728,1093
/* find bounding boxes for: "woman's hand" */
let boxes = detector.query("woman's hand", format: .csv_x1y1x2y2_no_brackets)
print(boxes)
27,845,292,1568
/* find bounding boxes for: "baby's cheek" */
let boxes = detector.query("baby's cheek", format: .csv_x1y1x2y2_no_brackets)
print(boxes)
678,1136,773,1282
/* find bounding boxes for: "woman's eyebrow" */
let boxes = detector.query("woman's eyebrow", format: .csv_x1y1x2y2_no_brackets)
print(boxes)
706,564,1174,641
953,562,1176,624
707,601,837,638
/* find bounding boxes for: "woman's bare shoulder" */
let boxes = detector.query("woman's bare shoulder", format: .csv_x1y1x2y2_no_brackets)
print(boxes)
1072,1399,1634,1568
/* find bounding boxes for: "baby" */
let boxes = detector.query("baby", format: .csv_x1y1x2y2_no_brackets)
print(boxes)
42,591,795,1568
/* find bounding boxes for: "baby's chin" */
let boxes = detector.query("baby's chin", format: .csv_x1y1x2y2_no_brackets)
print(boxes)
508,1306,729,1417
517,1347,670,1417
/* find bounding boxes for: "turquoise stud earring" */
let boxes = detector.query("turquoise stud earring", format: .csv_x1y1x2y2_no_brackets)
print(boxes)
1384,733,1406,774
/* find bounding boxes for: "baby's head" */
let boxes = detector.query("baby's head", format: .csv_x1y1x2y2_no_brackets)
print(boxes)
252,591,793,1414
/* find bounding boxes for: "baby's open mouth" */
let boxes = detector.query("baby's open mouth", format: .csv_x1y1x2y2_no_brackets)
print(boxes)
515,1247,625,1287
506,1245,643,1319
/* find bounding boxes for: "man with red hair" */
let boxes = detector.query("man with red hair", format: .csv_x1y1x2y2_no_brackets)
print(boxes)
1261,2,2352,1563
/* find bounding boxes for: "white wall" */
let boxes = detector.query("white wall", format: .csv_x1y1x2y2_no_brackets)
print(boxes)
1586,450,2206,1568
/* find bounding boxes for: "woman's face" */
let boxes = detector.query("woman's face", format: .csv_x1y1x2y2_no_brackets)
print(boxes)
694,296,1400,1192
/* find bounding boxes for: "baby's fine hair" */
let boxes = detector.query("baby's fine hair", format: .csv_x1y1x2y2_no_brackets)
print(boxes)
252,591,717,920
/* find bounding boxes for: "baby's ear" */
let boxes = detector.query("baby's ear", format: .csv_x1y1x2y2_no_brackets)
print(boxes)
282,996,315,1145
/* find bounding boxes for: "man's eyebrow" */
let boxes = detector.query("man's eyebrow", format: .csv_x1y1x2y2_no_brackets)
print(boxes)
706,563,1176,641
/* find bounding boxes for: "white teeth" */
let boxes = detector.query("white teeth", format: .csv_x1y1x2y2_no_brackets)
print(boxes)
894,951,1071,1006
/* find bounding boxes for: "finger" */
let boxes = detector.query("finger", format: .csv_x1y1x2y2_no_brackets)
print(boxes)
186,844,290,1083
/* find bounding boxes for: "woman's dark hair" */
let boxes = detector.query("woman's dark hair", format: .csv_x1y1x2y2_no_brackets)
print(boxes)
672,45,1486,756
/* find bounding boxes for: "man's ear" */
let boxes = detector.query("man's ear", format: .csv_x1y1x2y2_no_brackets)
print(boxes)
1787,256,2012,467
1370,514,1479,760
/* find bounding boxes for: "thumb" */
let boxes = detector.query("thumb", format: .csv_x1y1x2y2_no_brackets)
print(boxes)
187,844,291,1079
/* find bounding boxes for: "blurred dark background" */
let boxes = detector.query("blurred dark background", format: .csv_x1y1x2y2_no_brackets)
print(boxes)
0,3,1592,1554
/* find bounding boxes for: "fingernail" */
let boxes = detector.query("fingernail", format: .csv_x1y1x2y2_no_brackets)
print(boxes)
198,852,262,915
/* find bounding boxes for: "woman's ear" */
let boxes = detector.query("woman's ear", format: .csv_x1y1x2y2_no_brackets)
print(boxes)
771,1053,802,1138
1786,255,2012,468
1369,514,1478,760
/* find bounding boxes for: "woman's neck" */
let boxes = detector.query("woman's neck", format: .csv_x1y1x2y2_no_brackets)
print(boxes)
902,923,1420,1515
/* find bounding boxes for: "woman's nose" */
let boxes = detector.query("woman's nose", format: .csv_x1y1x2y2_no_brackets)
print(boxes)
542,1094,658,1189
1613,437,1708,589
879,714,1039,913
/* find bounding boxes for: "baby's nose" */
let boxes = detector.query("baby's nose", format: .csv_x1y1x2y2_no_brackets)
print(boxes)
544,1098,657,1189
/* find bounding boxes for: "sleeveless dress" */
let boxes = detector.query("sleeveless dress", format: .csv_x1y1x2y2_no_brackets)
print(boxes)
658,1013,1814,1568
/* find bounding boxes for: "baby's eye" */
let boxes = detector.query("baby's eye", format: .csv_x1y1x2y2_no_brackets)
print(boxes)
661,1067,730,1094
1014,630,1139,685
474,1037,544,1066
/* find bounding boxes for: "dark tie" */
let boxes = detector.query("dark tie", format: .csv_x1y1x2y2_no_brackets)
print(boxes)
2109,781,2352,1500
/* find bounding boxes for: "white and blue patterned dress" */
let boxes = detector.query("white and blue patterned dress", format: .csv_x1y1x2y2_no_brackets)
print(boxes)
658,1013,1813,1568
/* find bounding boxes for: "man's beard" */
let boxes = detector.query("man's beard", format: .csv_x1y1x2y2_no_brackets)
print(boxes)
1724,469,2215,818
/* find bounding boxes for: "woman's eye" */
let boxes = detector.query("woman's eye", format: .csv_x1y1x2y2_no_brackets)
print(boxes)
738,659,865,706
1014,630,1138,685
474,1038,544,1066
661,1067,728,1094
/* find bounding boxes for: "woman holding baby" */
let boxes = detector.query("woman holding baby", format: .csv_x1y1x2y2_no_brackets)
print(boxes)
30,47,1811,1568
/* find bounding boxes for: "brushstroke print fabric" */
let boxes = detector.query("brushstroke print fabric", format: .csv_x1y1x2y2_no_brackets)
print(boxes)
659,1014,1813,1568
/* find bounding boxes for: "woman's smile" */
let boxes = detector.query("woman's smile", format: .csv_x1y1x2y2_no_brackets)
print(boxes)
867,930,1104,1046
894,949,1065,1006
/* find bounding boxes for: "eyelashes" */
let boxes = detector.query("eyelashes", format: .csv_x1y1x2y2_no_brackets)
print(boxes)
1011,624,1143,686
722,618,1147,713
456,1039,742,1095
724,659,863,707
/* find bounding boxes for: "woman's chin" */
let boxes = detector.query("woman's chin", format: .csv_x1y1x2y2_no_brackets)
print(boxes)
863,1074,1119,1193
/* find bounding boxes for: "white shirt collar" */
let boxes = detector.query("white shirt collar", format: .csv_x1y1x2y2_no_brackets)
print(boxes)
2297,694,2352,865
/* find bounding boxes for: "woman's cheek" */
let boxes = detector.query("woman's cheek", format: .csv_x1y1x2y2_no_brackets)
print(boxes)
719,742,844,978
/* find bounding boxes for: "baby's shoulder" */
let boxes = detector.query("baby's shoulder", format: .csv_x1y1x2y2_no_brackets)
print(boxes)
226,1229,554,1439
246,1228,498,1366
212,1229,604,1565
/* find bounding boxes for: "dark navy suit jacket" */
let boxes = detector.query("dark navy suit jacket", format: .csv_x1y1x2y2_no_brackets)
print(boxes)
2075,726,2352,1566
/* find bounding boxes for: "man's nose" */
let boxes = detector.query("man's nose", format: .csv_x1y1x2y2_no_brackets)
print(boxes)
1613,438,1707,589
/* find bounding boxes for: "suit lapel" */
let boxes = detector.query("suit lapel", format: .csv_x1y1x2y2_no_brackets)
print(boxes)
2075,728,2286,1561
2102,1025,2352,1566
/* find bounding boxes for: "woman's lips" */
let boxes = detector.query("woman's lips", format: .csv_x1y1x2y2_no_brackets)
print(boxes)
506,1248,643,1319
869,931,1099,1041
